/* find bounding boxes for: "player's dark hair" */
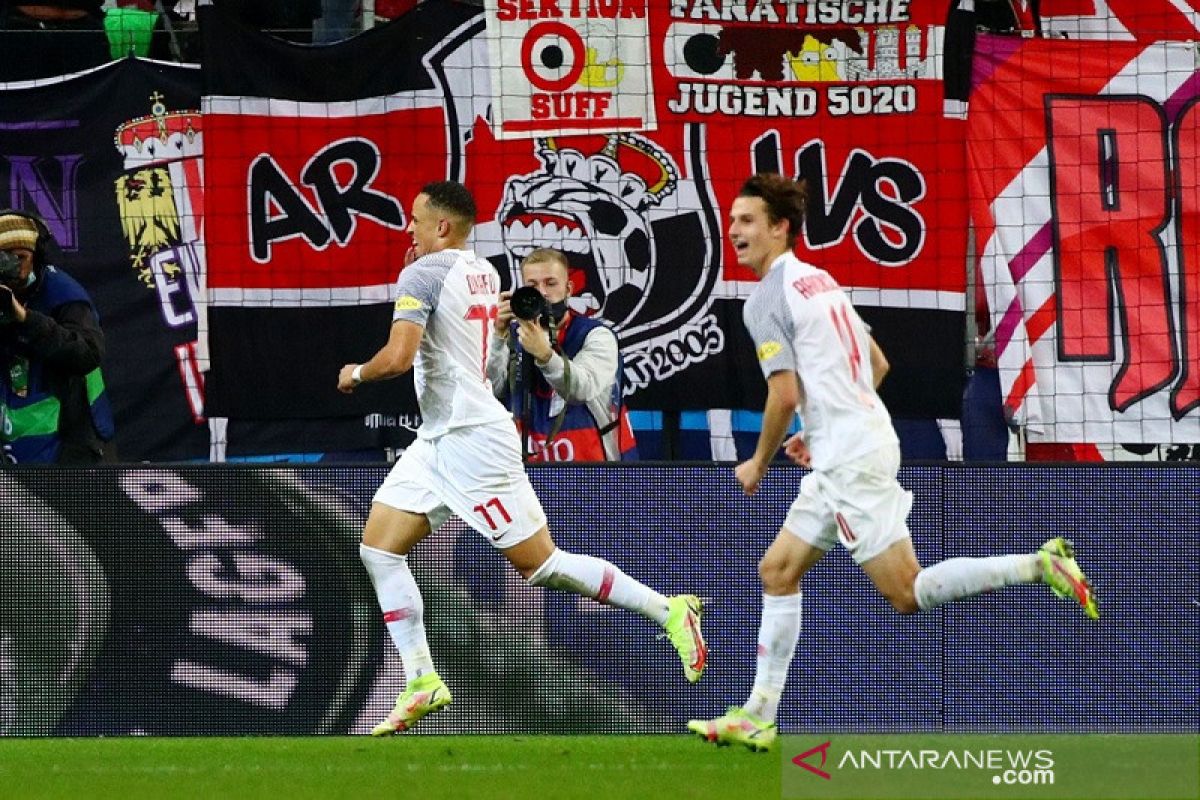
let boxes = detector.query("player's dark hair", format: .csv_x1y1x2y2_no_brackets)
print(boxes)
421,180,477,232
737,173,809,247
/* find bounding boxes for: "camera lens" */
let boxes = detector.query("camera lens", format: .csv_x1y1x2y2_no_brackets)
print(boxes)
510,286,547,321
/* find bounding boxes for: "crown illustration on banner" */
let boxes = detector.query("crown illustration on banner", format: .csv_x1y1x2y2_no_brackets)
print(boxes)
113,92,202,168
538,133,678,207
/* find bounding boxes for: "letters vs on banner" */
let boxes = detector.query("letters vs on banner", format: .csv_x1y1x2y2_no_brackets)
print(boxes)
200,0,967,427
968,36,1200,444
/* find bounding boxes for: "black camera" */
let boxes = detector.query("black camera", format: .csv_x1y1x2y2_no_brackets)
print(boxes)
0,250,22,284
510,285,549,323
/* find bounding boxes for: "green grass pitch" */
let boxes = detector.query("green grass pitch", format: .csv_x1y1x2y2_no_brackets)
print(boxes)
0,735,780,800
4,733,1194,799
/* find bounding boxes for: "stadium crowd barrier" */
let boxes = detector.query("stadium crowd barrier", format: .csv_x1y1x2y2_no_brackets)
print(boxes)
2,463,1194,735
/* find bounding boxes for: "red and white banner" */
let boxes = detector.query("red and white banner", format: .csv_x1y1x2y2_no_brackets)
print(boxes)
201,0,968,425
642,0,969,414
654,1,964,297
1029,0,1200,40
198,0,485,423
204,96,447,305
968,35,1200,443
484,0,656,138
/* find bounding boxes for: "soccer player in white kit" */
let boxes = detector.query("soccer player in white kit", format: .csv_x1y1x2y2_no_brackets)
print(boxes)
686,174,1098,753
337,182,707,736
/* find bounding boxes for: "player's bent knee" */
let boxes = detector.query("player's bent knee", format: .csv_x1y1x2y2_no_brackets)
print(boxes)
526,548,563,586
758,555,800,594
886,591,920,615
504,527,557,579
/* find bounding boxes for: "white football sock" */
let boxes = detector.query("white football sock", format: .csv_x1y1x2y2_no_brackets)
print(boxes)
528,549,670,625
913,554,1039,611
359,544,436,679
743,592,802,723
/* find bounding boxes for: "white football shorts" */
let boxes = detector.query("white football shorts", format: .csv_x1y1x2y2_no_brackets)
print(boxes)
782,442,912,564
373,420,547,548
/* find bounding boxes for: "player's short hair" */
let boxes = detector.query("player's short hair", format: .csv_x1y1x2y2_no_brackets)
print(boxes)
421,180,477,233
737,173,809,247
521,247,569,274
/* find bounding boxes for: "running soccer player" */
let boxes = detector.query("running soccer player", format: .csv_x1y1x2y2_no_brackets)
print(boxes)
687,173,1098,753
338,181,706,736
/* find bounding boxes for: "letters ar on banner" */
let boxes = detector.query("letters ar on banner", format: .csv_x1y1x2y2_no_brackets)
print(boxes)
198,0,484,423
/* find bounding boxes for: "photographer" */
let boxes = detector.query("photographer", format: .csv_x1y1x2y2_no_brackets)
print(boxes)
486,248,637,462
0,210,114,464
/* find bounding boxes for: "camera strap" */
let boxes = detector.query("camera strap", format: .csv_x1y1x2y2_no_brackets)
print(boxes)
509,319,578,458
542,356,570,450
507,333,533,460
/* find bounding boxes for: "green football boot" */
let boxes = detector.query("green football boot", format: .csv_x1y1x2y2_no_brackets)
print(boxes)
370,671,452,736
1039,537,1099,620
687,706,777,752
664,595,707,683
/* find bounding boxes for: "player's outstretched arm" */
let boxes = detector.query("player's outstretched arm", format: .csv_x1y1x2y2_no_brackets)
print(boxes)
338,320,424,393
736,369,800,494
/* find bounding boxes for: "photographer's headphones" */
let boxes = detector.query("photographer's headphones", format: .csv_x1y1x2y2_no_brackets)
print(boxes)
0,208,55,271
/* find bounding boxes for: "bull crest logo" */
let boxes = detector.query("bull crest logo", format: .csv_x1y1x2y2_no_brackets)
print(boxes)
490,127,726,395
497,132,678,326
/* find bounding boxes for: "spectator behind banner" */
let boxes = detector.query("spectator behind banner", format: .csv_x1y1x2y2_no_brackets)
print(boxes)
211,0,321,42
109,2,198,64
0,1,109,81
486,248,637,462
104,2,159,58
0,210,114,464
312,0,358,43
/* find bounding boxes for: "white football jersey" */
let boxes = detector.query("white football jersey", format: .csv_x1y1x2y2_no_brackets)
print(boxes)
391,248,511,439
744,252,897,470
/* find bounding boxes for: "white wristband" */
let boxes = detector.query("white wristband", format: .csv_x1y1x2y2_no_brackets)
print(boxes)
351,364,365,385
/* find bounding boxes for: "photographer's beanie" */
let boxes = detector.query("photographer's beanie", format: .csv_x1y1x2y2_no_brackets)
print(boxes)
0,215,38,252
